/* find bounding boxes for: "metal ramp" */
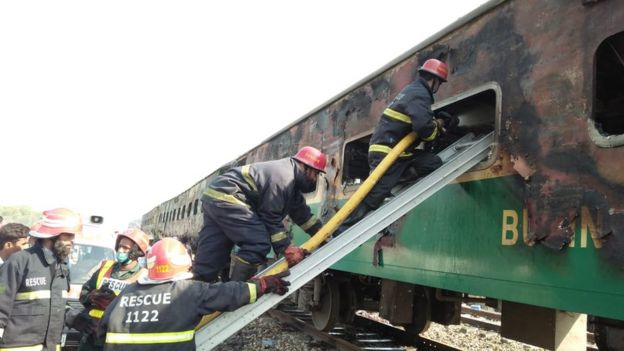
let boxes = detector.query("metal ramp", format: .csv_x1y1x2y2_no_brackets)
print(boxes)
196,132,495,350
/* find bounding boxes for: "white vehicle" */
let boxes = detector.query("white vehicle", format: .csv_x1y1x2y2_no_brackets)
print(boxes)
63,216,116,349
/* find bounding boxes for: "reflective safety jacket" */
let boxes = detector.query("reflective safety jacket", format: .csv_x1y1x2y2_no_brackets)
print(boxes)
202,157,322,252
102,279,257,351
369,77,440,157
0,244,70,351
80,260,145,319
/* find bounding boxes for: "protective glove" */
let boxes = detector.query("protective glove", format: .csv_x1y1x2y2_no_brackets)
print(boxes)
433,118,446,134
283,244,309,266
87,288,117,310
436,110,459,130
250,271,291,296
68,309,98,335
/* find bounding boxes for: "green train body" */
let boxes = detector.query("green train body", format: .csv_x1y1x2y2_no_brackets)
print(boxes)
143,0,624,348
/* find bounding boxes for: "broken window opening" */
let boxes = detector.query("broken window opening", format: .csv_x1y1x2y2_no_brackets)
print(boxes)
342,134,371,186
593,31,624,138
341,86,498,187
427,88,497,156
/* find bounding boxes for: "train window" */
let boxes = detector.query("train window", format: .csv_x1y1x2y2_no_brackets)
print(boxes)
194,199,199,215
342,134,371,186
430,86,498,164
187,202,192,217
181,205,186,219
340,84,499,188
591,31,624,147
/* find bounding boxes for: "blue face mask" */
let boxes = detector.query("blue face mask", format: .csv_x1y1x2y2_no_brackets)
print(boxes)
116,251,130,264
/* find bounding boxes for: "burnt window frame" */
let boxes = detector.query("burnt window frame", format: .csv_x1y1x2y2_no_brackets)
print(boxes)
589,31,624,148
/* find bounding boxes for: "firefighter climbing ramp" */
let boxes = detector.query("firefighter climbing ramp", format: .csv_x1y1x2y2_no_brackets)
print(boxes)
195,131,495,350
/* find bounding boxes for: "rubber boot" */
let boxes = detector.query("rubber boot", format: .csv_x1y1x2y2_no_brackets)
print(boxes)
333,203,372,237
229,257,258,281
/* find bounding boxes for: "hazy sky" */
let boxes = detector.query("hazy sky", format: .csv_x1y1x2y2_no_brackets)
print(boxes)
0,0,489,229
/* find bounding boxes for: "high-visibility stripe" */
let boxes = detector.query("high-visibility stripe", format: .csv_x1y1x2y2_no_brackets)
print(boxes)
105,330,195,344
15,290,68,300
241,165,257,192
89,309,105,318
383,108,411,124
204,188,250,208
368,144,413,158
0,345,43,351
89,260,116,319
422,124,438,141
231,255,251,265
15,290,50,300
299,216,318,231
270,232,288,243
247,282,257,304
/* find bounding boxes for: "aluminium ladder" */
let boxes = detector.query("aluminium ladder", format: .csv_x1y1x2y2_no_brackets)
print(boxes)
196,131,495,350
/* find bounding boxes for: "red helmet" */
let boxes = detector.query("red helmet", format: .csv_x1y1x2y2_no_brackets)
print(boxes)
418,59,449,82
29,208,83,239
116,228,150,255
293,146,327,173
145,238,192,282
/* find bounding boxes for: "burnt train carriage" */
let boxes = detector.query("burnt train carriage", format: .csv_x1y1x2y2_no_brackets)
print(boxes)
142,0,624,349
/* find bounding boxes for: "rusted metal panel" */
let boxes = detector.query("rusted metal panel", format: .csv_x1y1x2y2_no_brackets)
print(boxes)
379,280,414,325
144,0,624,263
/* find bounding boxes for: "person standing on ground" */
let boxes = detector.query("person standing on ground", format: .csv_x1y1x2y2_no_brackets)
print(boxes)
0,223,30,266
73,228,150,351
101,237,290,351
0,208,81,351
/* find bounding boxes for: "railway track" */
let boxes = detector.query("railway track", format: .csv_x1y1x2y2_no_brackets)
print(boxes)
271,303,599,351
272,304,461,351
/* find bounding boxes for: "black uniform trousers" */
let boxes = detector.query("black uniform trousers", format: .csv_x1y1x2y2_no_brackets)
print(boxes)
193,198,272,283
364,149,442,210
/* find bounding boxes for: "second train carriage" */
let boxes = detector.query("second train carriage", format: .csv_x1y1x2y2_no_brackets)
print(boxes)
142,0,624,349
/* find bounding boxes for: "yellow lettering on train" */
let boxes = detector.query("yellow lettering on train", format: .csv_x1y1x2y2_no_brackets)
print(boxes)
501,210,518,245
502,206,602,249
568,207,602,249
522,208,530,245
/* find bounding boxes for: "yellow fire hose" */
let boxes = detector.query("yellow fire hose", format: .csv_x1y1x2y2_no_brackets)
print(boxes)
196,131,417,329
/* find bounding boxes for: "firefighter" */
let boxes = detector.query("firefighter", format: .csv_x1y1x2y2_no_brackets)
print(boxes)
101,237,290,351
337,58,458,232
193,146,327,283
74,228,150,351
0,208,81,351
0,223,30,266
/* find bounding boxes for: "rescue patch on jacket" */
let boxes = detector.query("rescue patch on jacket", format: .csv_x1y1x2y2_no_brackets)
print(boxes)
25,277,47,287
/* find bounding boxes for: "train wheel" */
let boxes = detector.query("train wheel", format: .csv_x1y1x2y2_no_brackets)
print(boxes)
339,282,358,324
311,278,340,331
595,323,624,351
404,286,431,335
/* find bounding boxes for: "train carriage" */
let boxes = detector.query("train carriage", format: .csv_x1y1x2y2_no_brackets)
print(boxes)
142,0,624,349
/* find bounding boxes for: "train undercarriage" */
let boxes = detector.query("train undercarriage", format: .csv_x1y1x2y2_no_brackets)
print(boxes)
292,271,624,351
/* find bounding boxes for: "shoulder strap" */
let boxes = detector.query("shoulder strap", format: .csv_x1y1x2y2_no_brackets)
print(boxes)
95,260,116,289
